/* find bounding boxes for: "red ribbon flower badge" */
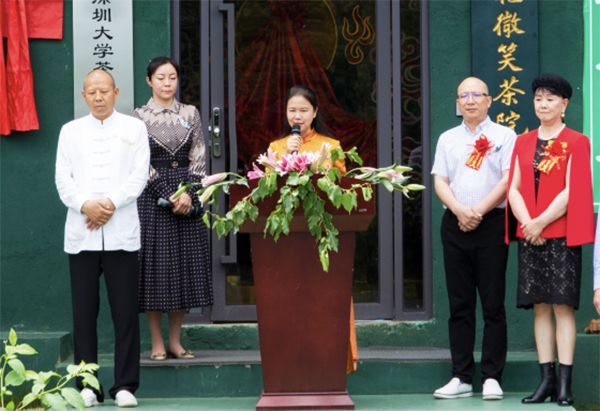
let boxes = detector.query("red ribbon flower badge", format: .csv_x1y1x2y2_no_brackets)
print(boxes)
536,140,568,175
465,135,494,170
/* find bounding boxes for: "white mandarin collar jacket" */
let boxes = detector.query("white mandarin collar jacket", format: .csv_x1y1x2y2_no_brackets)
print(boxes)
55,111,150,253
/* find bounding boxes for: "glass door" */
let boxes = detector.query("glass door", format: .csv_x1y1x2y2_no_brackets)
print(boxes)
177,0,429,322
200,0,394,321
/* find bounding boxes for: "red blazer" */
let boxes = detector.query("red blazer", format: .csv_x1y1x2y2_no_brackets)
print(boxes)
505,127,594,246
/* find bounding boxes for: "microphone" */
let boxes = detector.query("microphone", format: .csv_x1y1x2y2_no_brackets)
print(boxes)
157,197,202,219
290,124,301,154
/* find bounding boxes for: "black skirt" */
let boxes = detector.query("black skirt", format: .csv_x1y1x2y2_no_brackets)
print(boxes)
137,138,213,312
517,238,581,309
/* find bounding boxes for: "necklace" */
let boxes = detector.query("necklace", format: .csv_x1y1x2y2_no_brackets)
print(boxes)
538,123,565,141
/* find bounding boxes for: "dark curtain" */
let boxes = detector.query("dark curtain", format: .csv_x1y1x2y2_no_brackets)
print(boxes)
235,1,376,168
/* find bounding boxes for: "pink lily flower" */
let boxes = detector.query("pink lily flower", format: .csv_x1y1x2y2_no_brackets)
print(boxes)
277,153,314,174
247,163,265,180
201,172,228,187
257,149,278,169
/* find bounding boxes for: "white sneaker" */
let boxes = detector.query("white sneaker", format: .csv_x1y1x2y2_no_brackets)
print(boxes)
482,378,503,400
115,390,138,408
433,377,473,399
80,388,99,408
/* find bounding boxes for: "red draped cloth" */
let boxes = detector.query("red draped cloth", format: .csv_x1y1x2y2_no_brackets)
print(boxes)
22,0,63,39
235,1,376,168
1,0,63,135
0,1,9,135
5,0,39,133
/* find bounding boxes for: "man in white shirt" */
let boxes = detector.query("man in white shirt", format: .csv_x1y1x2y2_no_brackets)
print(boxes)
55,69,150,408
431,77,516,400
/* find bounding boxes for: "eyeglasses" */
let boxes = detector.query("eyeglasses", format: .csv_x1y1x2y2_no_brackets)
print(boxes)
458,91,489,101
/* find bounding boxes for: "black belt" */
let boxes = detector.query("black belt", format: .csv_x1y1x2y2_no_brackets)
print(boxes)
151,159,190,169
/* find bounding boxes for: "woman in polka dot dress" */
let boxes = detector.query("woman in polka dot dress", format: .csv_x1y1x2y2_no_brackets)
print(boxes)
134,56,212,360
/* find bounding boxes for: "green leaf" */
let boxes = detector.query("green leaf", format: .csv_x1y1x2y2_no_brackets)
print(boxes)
330,185,342,208
14,343,37,356
303,192,314,212
8,358,25,375
5,370,25,386
82,373,100,391
8,328,17,346
330,146,344,163
250,187,262,202
266,214,279,235
286,172,300,186
317,177,330,192
38,371,59,383
215,221,228,238
25,370,38,381
66,364,79,374
6,400,15,411
247,204,259,221
345,147,363,166
42,392,67,411
361,185,373,201
32,382,45,395
257,177,269,197
341,191,357,213
381,179,394,192
319,248,330,272
61,387,85,410
327,168,342,182
80,362,100,373
202,212,211,228
21,392,37,408
298,174,310,185
282,190,298,214
266,171,278,192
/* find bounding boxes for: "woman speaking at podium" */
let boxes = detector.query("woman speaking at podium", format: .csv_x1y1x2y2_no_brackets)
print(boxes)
268,84,357,373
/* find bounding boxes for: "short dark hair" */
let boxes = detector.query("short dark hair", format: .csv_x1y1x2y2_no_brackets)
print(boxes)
284,85,333,137
146,56,180,79
531,73,572,99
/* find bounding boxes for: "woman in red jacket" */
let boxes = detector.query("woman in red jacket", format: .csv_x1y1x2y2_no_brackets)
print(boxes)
507,74,594,406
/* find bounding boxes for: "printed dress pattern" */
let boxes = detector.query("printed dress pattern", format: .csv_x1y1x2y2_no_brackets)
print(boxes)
135,99,213,312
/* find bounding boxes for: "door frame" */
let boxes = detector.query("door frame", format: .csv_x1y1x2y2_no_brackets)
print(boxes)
174,0,432,322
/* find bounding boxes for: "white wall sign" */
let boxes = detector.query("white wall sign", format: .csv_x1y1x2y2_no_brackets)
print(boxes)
73,0,134,118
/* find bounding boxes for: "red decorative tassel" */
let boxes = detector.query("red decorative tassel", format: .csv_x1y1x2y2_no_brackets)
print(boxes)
537,140,568,175
465,135,494,170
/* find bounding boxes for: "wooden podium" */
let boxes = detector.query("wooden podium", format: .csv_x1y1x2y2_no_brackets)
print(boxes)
230,178,375,411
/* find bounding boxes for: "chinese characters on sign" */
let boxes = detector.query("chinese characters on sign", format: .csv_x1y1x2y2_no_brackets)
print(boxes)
471,0,538,134
73,0,133,118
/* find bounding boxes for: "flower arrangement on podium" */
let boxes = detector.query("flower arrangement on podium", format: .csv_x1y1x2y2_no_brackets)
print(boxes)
172,144,425,271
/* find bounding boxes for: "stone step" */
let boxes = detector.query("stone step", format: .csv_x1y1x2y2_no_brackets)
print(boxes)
7,330,597,408
59,348,541,398
0,330,71,371
177,321,453,351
